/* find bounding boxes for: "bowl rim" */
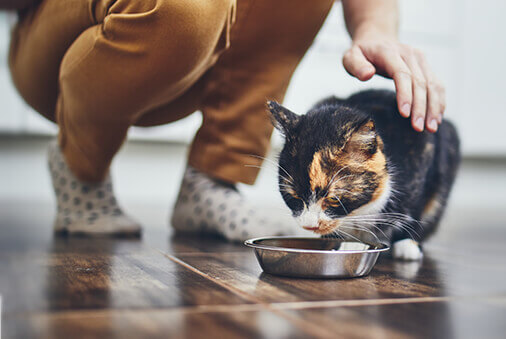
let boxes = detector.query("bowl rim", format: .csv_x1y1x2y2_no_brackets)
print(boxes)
244,236,390,254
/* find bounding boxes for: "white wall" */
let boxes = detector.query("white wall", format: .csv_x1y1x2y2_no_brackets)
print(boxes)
1,1,505,156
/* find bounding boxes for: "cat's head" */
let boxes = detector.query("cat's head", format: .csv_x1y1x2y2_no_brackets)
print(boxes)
268,101,391,235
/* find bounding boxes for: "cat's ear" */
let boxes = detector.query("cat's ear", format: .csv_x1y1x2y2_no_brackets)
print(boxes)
267,101,299,135
344,119,380,158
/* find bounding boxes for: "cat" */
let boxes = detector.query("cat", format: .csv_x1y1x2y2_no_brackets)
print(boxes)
268,89,460,260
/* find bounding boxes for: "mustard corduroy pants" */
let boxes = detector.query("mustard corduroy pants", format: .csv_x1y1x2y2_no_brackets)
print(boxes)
9,0,334,184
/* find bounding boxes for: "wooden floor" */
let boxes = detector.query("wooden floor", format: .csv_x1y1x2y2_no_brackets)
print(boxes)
1,197,506,339
0,138,505,339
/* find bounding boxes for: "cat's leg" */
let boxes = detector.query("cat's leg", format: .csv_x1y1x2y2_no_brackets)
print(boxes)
394,121,459,260
171,167,300,241
420,121,460,237
386,211,424,260
392,238,423,260
391,195,444,260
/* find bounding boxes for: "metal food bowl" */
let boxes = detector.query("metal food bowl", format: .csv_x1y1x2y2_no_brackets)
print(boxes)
244,236,389,279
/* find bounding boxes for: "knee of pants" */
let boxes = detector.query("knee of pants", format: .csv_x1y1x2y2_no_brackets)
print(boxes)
104,0,234,80
58,0,235,120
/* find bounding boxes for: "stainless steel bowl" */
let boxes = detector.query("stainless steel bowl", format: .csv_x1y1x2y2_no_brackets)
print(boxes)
244,236,389,279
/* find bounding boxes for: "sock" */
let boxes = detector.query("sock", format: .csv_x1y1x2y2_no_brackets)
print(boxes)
171,166,304,241
48,140,141,237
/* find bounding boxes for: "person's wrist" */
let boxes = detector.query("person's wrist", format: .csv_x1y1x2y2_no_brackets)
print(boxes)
351,22,398,42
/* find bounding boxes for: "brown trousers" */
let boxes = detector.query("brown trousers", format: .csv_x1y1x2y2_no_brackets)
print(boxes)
9,0,334,184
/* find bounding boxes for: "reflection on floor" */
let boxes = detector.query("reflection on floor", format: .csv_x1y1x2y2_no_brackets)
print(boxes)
1,136,506,338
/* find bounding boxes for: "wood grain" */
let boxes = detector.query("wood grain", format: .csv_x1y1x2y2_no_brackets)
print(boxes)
4,308,313,339
279,298,506,339
0,238,250,314
2,198,506,338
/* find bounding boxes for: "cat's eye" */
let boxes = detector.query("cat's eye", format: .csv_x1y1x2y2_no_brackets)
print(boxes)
326,196,349,217
327,196,346,209
284,194,304,211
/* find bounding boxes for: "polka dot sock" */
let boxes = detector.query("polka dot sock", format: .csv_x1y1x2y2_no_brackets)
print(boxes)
171,166,300,241
48,141,141,237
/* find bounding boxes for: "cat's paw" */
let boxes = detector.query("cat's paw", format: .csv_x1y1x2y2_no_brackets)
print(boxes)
393,239,423,261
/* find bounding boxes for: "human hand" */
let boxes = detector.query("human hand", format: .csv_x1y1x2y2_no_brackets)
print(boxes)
342,27,445,133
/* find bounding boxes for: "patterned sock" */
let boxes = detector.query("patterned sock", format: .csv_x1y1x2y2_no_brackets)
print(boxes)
171,166,303,241
48,141,141,237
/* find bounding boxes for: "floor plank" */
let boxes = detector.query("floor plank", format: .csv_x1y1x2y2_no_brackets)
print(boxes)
277,298,506,339
4,308,325,339
0,237,250,314
6,296,506,339
174,248,506,304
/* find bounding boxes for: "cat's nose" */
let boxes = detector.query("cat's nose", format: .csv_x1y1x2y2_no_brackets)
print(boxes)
296,208,320,229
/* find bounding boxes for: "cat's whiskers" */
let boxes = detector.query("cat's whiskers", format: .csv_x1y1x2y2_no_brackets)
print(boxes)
344,211,419,223
335,196,349,215
345,219,388,240
327,230,343,240
333,188,353,195
344,215,416,228
374,212,424,234
339,224,380,241
245,154,295,184
331,174,354,186
340,212,422,240
345,216,421,240
243,164,292,181
336,229,364,243
326,175,355,205
280,178,295,188
325,165,350,190
244,164,295,188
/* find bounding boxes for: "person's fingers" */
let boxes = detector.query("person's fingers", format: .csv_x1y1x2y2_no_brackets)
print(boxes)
393,70,413,118
402,49,427,132
372,50,413,118
415,51,445,132
343,45,376,81
438,90,446,123
425,75,445,132
425,86,440,132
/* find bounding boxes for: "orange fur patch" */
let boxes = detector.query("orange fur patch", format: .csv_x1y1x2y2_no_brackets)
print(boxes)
367,146,388,203
422,195,441,219
309,150,330,191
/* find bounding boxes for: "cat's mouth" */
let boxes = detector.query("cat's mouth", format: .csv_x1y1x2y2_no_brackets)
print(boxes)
302,220,339,235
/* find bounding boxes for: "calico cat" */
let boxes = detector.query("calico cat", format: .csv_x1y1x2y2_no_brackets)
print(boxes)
268,89,460,260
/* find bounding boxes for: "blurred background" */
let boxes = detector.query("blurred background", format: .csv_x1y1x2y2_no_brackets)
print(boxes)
1,1,505,245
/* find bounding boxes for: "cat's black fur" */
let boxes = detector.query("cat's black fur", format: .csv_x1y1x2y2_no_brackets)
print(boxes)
269,89,460,244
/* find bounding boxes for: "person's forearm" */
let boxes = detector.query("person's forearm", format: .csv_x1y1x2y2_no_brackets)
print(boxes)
342,0,398,40
0,0,39,10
